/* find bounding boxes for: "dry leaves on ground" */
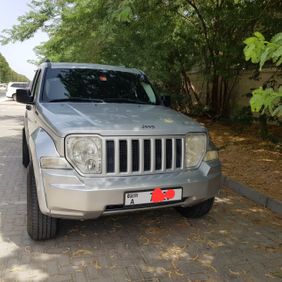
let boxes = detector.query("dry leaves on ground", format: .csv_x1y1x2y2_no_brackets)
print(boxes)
198,118,282,201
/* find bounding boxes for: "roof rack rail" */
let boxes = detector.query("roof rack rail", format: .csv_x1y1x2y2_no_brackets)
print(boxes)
44,58,51,67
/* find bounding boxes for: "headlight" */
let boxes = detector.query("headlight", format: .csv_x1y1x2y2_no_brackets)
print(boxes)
66,136,102,174
185,133,207,168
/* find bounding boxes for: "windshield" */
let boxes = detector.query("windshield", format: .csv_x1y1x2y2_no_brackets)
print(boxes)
42,68,159,105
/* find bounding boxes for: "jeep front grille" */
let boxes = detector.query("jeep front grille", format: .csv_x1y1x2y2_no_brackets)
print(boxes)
103,136,185,175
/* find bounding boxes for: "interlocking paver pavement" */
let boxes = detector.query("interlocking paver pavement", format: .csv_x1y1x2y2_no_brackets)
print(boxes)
0,100,282,282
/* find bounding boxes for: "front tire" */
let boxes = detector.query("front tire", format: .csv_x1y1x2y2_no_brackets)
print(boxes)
12,93,16,101
177,198,215,218
27,164,57,240
22,128,30,168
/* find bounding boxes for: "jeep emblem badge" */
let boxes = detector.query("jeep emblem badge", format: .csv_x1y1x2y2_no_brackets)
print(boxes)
142,125,155,129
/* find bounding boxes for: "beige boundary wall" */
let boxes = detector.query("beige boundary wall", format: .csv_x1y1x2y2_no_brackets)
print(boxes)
187,68,282,116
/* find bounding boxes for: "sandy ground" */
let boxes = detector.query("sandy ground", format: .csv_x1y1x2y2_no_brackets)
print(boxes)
200,118,282,202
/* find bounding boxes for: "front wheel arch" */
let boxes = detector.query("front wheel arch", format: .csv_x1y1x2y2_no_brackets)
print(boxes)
27,163,57,240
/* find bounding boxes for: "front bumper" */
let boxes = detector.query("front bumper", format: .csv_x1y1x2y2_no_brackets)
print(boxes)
6,92,13,98
40,160,221,219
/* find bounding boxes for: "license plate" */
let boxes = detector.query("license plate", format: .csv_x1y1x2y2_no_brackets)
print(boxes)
124,188,182,206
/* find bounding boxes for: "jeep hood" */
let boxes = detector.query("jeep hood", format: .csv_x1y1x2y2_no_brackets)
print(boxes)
39,103,206,137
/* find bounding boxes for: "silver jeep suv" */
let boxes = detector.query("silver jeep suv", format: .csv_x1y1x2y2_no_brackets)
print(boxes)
16,62,221,240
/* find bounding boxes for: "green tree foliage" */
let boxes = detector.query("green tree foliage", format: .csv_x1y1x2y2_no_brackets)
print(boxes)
244,32,282,118
1,0,281,117
0,53,29,82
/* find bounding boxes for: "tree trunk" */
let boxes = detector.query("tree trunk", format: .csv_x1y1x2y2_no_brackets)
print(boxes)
181,70,193,109
206,80,210,106
185,74,202,106
221,78,230,117
218,76,223,115
258,114,268,139
211,74,219,115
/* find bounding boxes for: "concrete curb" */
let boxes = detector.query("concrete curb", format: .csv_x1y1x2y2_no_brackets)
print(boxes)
222,175,282,216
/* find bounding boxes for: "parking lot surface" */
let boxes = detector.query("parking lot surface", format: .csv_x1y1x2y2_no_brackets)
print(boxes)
0,100,281,281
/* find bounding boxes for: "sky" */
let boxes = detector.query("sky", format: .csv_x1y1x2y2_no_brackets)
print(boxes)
0,0,48,80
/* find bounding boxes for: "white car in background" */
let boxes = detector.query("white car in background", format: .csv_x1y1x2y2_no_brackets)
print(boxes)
0,83,7,92
6,82,29,100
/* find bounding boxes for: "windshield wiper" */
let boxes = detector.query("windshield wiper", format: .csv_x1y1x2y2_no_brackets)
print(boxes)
48,97,105,103
103,98,154,105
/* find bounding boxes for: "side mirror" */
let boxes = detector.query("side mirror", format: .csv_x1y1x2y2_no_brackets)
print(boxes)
16,89,33,104
161,95,171,107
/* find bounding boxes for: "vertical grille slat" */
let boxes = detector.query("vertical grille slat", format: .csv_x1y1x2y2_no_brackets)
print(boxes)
127,139,132,173
139,139,144,174
106,141,115,173
150,138,155,172
171,138,176,170
114,139,120,173
155,139,162,170
132,140,139,172
144,140,151,171
161,138,166,171
181,138,185,168
165,139,172,169
105,136,185,174
176,139,182,168
119,140,127,172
